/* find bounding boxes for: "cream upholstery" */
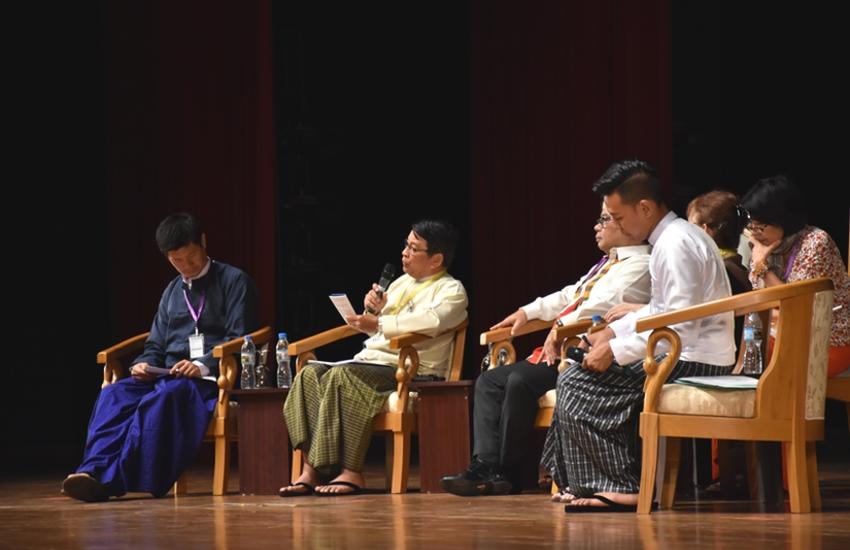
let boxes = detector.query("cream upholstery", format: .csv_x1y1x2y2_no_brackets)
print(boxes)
383,391,419,413
805,290,833,420
658,384,755,418
538,389,556,408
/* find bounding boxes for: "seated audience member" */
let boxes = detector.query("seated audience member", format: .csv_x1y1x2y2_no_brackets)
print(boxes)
442,203,651,496
741,175,850,377
62,213,259,502
279,220,468,496
542,160,736,512
687,190,752,342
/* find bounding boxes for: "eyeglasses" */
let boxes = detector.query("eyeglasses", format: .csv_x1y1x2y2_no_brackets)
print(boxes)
596,215,613,227
746,221,769,235
402,240,429,254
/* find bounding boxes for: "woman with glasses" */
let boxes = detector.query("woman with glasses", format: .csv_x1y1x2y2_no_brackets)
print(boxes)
741,175,850,377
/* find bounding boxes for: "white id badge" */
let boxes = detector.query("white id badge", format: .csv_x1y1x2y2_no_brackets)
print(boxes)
189,333,205,359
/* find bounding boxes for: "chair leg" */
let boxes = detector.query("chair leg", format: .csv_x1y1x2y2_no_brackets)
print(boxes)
385,433,394,492
173,472,188,496
292,449,304,481
660,437,681,509
638,414,659,514
390,429,411,494
213,436,230,496
785,438,811,513
806,441,821,511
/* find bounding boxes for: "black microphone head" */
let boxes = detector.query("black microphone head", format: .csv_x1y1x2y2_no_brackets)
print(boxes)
378,263,396,291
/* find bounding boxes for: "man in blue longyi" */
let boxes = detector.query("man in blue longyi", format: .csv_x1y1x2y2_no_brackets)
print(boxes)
61,213,258,501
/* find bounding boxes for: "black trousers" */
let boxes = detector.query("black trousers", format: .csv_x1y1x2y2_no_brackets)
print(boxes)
472,359,558,468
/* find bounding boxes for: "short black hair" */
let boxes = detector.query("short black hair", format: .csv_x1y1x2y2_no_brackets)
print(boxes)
741,175,807,235
591,159,662,205
411,219,459,269
155,213,203,254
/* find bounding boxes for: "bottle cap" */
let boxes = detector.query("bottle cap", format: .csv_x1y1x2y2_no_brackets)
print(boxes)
278,332,287,339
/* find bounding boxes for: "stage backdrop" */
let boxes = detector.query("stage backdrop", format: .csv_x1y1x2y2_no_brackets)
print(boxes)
468,0,672,368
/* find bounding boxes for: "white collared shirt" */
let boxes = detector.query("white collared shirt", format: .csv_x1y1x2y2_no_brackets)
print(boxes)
608,211,736,366
521,244,652,324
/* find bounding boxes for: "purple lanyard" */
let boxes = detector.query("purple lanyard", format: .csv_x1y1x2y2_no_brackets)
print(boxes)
182,289,206,327
783,238,801,282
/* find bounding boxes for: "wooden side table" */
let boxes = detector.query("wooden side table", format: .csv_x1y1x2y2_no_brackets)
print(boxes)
229,388,290,495
411,380,474,493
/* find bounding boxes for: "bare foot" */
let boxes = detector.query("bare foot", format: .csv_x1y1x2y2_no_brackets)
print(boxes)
315,469,365,495
550,488,577,503
279,463,320,496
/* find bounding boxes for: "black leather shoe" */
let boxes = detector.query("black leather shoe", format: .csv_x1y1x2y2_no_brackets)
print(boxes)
440,458,512,496
61,473,109,502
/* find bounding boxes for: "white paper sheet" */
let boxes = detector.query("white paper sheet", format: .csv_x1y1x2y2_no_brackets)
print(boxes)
329,293,357,322
674,375,758,390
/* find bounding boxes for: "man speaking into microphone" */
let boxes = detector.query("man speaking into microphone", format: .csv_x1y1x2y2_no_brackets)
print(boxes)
365,263,396,315
280,219,468,496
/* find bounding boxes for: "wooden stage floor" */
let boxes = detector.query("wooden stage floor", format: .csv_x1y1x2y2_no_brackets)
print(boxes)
2,461,849,549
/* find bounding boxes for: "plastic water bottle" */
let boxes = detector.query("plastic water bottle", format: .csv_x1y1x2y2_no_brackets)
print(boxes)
745,311,764,351
240,335,256,390
276,332,291,388
255,343,268,388
589,314,604,333
741,326,763,377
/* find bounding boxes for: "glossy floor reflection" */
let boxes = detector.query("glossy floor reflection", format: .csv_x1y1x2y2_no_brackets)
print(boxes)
2,461,849,549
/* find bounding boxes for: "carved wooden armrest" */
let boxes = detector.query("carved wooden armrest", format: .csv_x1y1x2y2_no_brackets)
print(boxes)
289,325,360,372
212,326,273,409
97,332,150,387
478,318,594,371
641,328,682,413
388,320,468,412
213,326,274,390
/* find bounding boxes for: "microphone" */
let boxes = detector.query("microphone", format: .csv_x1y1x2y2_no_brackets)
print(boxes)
366,263,396,314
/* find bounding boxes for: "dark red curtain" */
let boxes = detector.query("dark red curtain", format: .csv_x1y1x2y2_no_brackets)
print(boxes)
102,0,276,338
469,0,672,361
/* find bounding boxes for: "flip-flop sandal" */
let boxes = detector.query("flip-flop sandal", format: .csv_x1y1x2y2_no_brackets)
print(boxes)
278,482,315,497
564,494,644,513
314,480,363,496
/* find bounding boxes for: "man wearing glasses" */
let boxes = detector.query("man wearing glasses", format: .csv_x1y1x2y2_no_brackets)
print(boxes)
548,160,735,512
280,219,468,496
442,202,651,497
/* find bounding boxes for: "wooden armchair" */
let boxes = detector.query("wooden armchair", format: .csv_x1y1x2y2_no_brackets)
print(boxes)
287,319,468,493
636,278,834,514
480,317,594,428
97,325,274,496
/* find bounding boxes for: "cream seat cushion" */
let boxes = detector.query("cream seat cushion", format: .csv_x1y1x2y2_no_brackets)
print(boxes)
536,386,755,417
538,389,556,408
658,384,755,418
383,391,419,413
